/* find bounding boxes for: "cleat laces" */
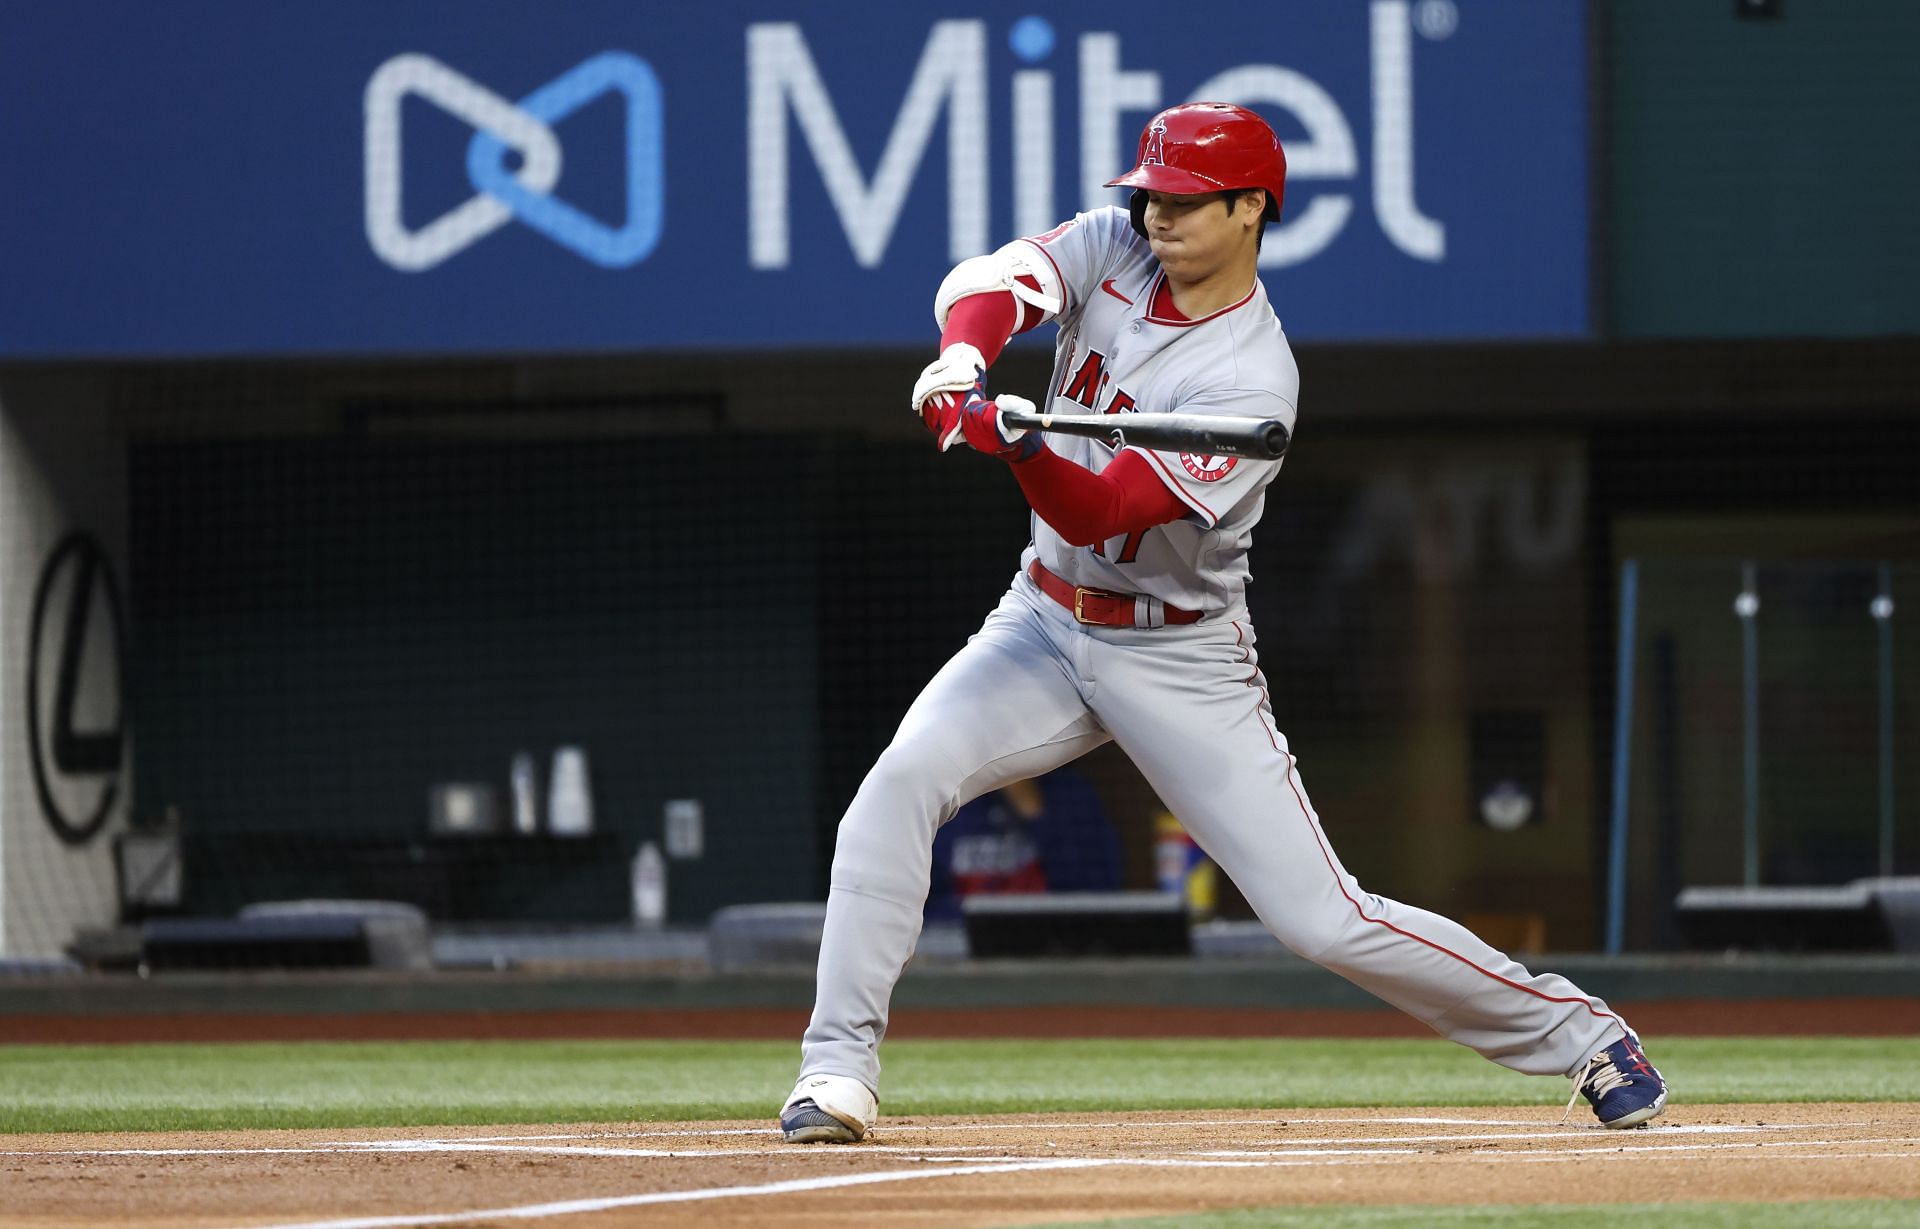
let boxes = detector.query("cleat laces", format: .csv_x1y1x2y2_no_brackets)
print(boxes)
1561,1051,1634,1125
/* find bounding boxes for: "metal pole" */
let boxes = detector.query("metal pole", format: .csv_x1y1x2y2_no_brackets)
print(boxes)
1606,559,1640,955
1876,563,1896,878
1737,562,1761,886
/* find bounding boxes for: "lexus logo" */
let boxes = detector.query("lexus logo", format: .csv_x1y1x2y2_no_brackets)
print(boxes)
27,532,127,845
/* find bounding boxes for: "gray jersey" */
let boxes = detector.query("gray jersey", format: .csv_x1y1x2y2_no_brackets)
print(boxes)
1012,206,1299,616
791,149,1643,1147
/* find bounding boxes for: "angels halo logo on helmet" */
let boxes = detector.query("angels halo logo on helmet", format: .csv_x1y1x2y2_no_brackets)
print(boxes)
1105,102,1288,239
1142,121,1168,167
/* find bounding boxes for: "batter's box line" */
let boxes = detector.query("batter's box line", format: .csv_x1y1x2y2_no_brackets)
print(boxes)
480,1113,1551,1141
0,1121,1873,1162
225,1144,1920,1229
1492,1137,1920,1161
1180,1122,1864,1151
237,1157,1123,1229
0,1120,1861,1161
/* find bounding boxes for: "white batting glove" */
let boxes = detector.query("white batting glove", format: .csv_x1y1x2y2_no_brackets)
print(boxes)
912,342,986,412
912,342,985,451
990,393,1035,444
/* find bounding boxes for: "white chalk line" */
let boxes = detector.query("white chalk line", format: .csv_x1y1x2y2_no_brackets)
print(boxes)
1485,1137,1918,1161
613,1113,1551,1137
563,1112,1863,1139
0,1115,1504,1151
1188,1123,1847,1149
345,1113,1547,1142
0,1119,1870,1161
228,1140,1920,1229
7,1114,1909,1229
238,1158,1121,1229
0,1141,1008,1159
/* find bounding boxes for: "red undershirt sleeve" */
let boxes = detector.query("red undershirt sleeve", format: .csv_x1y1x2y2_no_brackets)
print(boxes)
939,280,1177,546
938,281,1047,366
1010,448,1189,547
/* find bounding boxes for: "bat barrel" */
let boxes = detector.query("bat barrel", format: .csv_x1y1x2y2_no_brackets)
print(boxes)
998,409,1290,462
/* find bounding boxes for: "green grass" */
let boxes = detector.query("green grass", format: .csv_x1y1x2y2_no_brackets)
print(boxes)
0,1035,1915,1135
1040,1203,1920,1229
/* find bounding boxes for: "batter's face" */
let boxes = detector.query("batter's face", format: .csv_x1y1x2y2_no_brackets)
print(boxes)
1142,190,1263,286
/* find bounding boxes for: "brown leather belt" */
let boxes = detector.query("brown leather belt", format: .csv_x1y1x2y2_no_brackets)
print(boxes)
1027,559,1203,628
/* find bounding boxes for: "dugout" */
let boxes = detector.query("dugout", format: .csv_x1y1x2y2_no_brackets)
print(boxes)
2,2,1918,967
4,336,1915,966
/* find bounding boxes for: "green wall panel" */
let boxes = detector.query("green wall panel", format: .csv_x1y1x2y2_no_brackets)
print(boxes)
1609,1,1920,337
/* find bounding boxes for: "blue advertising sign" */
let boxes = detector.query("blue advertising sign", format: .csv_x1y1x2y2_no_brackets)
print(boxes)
0,2,1588,356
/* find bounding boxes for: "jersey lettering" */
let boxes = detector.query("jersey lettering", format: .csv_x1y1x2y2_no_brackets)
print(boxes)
1061,350,1107,408
1090,527,1148,564
1023,206,1298,614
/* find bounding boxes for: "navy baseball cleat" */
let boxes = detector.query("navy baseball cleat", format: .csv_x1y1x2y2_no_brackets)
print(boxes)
780,1074,877,1143
1568,1033,1669,1128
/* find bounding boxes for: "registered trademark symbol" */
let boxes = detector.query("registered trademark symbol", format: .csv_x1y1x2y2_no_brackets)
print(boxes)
1415,0,1459,40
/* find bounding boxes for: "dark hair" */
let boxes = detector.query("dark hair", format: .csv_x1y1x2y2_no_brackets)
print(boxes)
1216,189,1269,251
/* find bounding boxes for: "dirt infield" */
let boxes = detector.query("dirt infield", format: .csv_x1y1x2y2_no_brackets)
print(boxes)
2,1103,1915,1228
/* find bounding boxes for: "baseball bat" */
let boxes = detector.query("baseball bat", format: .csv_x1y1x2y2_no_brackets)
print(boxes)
997,408,1291,461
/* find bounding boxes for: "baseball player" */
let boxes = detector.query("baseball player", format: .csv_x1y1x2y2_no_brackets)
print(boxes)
780,103,1667,1143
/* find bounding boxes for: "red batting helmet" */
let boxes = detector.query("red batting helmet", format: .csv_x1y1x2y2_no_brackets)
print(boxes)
1104,102,1287,235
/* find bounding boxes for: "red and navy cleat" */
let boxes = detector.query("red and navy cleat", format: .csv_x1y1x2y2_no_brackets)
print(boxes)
1569,1033,1669,1129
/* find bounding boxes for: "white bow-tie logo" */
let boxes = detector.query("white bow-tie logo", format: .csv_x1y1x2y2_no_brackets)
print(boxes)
364,52,663,271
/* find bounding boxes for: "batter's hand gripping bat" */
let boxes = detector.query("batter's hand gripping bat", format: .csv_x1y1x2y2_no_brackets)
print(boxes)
995,407,1291,462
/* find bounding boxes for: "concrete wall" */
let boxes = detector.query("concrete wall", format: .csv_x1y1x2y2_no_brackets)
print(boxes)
0,370,129,958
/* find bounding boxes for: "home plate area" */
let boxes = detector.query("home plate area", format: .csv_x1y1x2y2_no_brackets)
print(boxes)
3,1104,1917,1228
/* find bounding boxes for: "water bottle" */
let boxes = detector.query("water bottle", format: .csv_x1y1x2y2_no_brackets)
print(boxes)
509,752,539,835
547,746,594,837
631,841,667,929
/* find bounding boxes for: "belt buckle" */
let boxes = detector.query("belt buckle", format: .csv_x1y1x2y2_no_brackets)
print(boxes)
1073,586,1119,624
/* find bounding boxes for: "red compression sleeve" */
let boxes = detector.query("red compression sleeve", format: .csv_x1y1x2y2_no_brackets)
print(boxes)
939,276,1048,367
1009,448,1189,547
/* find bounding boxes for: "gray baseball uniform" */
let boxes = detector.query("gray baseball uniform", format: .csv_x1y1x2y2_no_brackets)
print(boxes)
799,205,1629,1100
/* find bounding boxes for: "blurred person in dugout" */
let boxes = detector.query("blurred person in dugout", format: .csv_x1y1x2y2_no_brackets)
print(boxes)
924,768,1123,921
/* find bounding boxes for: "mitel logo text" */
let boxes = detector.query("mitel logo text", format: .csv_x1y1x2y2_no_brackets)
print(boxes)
366,3,1448,275
750,1,1449,270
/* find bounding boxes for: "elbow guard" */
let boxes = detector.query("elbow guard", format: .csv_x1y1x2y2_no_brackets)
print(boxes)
933,241,1064,330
